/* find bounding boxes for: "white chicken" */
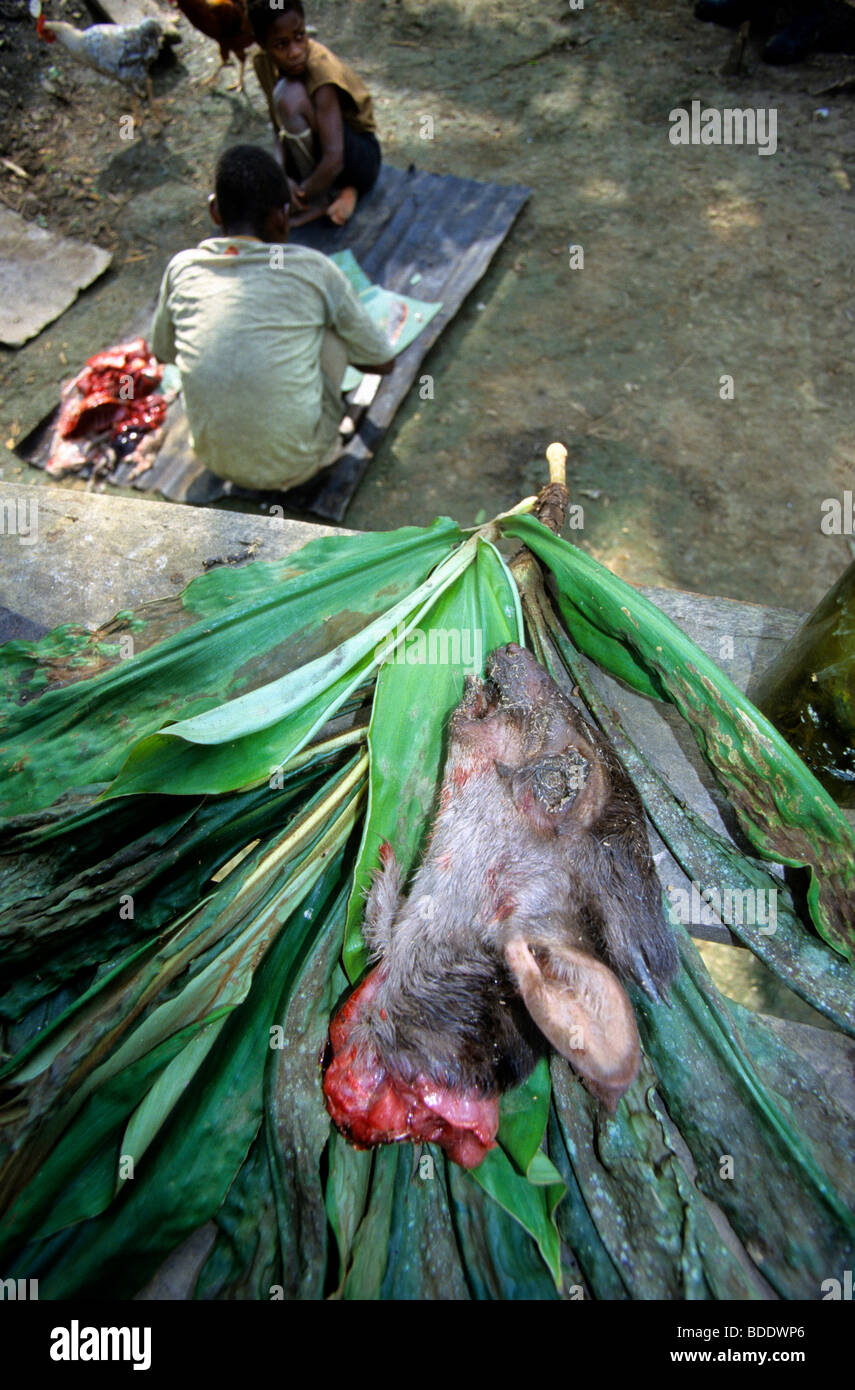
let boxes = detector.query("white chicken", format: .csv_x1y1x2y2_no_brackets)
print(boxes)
30,0,173,127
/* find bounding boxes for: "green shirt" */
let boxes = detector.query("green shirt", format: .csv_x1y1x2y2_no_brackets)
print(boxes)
151,237,391,489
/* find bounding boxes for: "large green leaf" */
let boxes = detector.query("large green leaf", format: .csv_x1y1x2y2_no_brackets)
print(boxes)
103,526,480,800
0,518,463,818
3,855,349,1296
343,538,523,980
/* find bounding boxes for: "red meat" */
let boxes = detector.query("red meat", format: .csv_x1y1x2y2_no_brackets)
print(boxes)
50,339,166,474
323,967,499,1169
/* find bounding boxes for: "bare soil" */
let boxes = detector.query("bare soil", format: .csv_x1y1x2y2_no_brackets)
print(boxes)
1,0,854,611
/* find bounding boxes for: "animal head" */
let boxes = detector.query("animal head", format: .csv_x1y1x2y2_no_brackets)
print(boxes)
323,644,678,1165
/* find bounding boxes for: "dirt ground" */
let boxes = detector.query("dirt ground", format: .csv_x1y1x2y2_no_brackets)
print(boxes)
1,0,854,612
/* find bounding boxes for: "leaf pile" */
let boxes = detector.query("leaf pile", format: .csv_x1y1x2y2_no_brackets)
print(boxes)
1,507,852,1299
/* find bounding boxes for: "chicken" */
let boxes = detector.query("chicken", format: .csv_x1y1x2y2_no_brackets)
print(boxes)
31,1,171,126
166,0,254,92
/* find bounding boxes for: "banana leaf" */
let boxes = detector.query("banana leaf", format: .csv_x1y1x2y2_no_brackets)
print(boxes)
0,518,464,819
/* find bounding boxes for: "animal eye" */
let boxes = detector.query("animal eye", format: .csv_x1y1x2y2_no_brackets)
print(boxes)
532,752,589,809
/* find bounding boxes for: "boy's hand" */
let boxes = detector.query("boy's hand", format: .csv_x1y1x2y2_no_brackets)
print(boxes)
288,178,307,210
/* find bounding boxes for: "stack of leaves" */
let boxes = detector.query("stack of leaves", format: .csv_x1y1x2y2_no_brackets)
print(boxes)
0,495,853,1300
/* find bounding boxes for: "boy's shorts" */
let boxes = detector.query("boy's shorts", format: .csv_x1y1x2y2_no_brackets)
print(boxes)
340,125,382,195
282,122,381,196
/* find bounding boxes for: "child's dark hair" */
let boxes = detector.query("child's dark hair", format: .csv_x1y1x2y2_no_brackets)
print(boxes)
214,144,289,237
248,0,305,46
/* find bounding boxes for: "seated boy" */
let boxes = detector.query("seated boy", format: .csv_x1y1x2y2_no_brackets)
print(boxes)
249,0,380,226
151,144,393,493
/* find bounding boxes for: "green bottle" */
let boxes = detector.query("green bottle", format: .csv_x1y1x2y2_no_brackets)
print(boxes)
749,559,855,808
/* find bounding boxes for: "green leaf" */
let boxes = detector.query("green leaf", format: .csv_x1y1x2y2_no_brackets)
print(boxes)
548,1056,763,1300
467,1056,565,1290
340,1146,399,1300
447,1159,562,1299
104,527,478,800
0,745,352,1024
495,1055,552,1174
6,854,349,1296
118,1014,230,1182
637,925,855,1298
0,518,463,818
343,538,523,980
197,879,352,1300
0,1013,228,1260
325,1127,373,1295
0,756,365,1217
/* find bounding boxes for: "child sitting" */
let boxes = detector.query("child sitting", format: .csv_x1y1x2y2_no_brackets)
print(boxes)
249,0,380,226
151,144,393,492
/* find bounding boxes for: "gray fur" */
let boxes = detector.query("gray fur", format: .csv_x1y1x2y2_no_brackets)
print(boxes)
356,643,678,1096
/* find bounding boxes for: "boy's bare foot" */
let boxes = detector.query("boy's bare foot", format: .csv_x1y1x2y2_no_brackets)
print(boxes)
327,186,358,225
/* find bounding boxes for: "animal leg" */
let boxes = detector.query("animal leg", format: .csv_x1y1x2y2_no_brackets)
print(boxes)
200,58,231,88
145,74,164,129
225,56,246,92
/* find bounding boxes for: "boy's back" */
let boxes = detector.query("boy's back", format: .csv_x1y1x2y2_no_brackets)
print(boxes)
152,238,390,490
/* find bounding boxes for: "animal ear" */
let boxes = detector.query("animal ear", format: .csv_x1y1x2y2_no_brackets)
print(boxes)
503,934,640,1111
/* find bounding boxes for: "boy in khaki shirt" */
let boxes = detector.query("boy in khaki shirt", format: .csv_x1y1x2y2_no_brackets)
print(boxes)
249,0,381,226
151,145,392,492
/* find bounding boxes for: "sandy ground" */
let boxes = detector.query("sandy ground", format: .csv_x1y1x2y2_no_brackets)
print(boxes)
1,0,854,611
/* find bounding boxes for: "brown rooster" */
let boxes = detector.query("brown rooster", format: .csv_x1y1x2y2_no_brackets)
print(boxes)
166,0,254,91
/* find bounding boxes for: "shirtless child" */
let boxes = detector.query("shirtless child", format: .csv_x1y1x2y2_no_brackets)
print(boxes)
249,0,380,226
